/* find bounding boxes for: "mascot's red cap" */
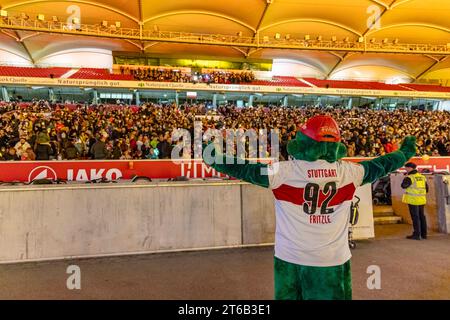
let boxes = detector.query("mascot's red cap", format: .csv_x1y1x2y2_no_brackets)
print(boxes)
300,115,341,142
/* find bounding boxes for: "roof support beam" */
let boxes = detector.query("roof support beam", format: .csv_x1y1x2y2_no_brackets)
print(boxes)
415,56,448,81
246,0,273,56
14,30,35,64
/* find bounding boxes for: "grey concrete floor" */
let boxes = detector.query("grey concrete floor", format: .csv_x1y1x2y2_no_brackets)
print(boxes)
0,224,449,300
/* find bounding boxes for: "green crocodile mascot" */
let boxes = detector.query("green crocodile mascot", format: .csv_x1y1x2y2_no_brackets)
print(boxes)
203,115,416,300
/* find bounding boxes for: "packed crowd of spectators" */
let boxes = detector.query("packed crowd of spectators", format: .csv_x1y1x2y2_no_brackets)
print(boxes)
123,67,192,82
120,66,255,84
1,100,450,161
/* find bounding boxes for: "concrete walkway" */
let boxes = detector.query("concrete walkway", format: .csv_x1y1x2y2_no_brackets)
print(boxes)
0,224,449,300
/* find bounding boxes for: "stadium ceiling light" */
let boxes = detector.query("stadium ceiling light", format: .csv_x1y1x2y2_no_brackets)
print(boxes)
20,13,29,20
304,34,310,41
358,37,364,43
393,38,399,44
263,35,269,42
115,21,121,28
52,16,59,22
274,33,281,39
331,36,337,42
37,14,45,21
285,34,290,40
382,38,389,44
101,20,108,28
0,10,8,17
317,35,322,41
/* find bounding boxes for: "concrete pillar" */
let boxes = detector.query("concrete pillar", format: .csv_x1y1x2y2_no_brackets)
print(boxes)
347,97,353,109
282,95,289,107
212,93,218,108
93,89,99,105
175,91,179,106
248,94,254,107
48,88,55,103
1,86,9,102
135,90,140,106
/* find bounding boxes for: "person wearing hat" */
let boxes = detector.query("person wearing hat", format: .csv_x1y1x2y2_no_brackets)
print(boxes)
401,162,428,240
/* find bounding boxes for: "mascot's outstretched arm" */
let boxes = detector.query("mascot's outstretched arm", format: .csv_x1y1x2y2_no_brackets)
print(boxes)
359,136,416,185
203,143,269,188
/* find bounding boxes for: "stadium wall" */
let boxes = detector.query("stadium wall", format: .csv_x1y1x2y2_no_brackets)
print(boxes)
0,181,373,264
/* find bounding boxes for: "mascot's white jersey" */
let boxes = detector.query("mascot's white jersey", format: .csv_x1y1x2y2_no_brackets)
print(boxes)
268,159,365,267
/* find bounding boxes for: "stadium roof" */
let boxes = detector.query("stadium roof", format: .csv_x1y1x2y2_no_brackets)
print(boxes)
1,0,450,82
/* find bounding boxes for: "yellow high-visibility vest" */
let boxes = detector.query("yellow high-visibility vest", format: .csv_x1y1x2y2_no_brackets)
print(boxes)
402,173,427,205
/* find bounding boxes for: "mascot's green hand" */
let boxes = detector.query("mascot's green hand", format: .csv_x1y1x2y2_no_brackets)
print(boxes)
360,135,416,185
399,135,417,161
202,142,270,188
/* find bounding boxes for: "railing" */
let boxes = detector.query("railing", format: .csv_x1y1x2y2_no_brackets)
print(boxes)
2,15,450,55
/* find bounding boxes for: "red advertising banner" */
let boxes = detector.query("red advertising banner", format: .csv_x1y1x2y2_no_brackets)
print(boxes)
0,157,449,183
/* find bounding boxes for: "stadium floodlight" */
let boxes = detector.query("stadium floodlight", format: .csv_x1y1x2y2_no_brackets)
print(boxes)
101,20,108,28
274,33,281,39
115,21,121,28
331,36,337,42
263,35,269,42
383,38,389,44
358,37,364,43
304,34,310,41
20,13,29,20
0,10,7,17
285,34,290,40
37,14,45,21
317,35,322,41
52,16,59,22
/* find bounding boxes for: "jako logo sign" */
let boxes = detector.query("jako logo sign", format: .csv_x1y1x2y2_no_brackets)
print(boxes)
28,166,58,182
67,168,122,181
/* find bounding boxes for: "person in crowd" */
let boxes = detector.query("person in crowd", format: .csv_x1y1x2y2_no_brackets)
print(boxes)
3,100,450,160
34,131,53,160
14,136,31,158
90,133,109,160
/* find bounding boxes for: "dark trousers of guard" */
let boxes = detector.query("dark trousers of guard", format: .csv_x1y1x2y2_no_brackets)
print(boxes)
408,204,427,238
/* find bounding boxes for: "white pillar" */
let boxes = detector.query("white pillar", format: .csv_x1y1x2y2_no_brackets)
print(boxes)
248,94,254,107
212,93,218,108
347,97,353,109
48,88,55,103
175,91,179,106
135,91,140,106
1,87,9,102
93,89,99,105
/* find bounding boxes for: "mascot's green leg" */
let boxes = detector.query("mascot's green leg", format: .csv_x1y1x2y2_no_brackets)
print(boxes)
274,257,352,300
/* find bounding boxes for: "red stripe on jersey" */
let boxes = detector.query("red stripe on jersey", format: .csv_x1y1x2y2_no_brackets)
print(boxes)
272,183,356,207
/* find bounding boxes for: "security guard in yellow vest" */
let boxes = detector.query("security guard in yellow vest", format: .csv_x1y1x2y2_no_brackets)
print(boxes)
401,162,428,240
